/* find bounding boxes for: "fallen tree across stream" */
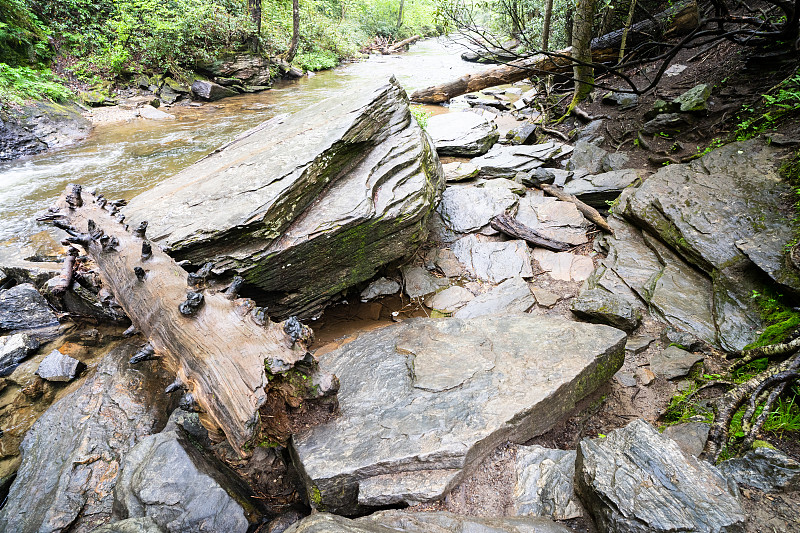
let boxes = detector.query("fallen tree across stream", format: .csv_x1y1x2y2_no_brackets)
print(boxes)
41,185,337,455
409,0,699,104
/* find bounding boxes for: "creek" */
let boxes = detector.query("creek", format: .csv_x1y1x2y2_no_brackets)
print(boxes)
0,38,485,249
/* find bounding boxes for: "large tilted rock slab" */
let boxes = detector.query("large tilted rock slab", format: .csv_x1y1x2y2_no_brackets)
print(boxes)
285,511,573,533
616,139,795,349
291,315,626,515
0,342,173,533
123,77,443,319
575,419,745,533
426,112,499,156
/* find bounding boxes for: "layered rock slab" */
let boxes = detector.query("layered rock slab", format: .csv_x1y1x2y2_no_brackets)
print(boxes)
575,419,745,533
426,112,499,156
291,315,626,514
0,342,173,533
123,77,443,319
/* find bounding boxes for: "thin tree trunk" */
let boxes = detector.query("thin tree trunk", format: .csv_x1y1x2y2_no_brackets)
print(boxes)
542,0,553,51
569,0,597,109
619,0,638,63
286,0,300,63
247,0,262,53
397,0,404,29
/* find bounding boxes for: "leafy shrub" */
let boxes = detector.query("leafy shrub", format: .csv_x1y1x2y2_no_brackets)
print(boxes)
0,63,72,103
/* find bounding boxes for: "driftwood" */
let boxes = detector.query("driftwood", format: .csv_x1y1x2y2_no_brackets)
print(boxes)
388,35,421,52
44,185,331,455
49,246,80,295
490,213,572,251
537,183,613,234
360,35,421,55
409,0,698,104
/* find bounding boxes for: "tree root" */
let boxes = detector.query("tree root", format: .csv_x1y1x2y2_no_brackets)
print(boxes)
700,351,800,462
727,335,800,370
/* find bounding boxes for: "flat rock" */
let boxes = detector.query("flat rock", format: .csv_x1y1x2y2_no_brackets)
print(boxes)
113,413,262,533
513,445,582,520
428,248,464,278
663,422,711,458
90,517,165,533
452,277,534,318
292,315,627,514
433,181,519,242
515,193,588,246
0,333,39,376
360,277,400,301
575,419,745,533
401,265,448,298
0,283,59,333
625,335,654,354
532,249,594,282
641,113,690,135
674,83,711,112
285,511,573,533
191,79,238,101
138,105,175,120
36,348,82,382
442,161,479,182
735,229,800,293
650,345,703,380
718,447,800,493
532,287,560,308
472,141,572,179
0,342,173,533
426,112,499,156
452,235,533,282
505,123,537,145
562,169,643,208
571,263,644,331
123,78,444,319
425,285,475,313
603,91,639,109
614,371,637,387
565,140,607,174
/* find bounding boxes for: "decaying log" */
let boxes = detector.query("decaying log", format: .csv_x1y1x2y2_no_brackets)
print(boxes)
47,184,334,455
536,183,614,234
490,213,572,251
409,0,698,104
388,35,421,52
49,246,80,295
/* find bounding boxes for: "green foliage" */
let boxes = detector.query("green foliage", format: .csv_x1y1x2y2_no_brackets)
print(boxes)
0,0,51,66
295,49,339,71
743,289,800,350
763,391,800,434
697,137,725,157
410,105,431,130
662,382,714,426
0,63,72,104
734,68,800,141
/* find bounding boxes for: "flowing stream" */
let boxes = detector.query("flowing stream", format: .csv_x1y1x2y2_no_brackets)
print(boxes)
0,38,486,251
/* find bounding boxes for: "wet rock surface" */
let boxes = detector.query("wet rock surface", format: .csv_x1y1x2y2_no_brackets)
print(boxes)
451,235,533,282
472,141,572,178
719,447,800,493
432,180,520,242
0,101,92,161
562,169,643,208
0,283,59,333
513,445,582,520
90,517,166,533
0,341,173,533
292,315,626,514
113,412,263,533
426,112,499,156
36,348,82,382
452,276,534,318
0,333,39,376
649,345,703,379
575,419,745,533
123,77,443,319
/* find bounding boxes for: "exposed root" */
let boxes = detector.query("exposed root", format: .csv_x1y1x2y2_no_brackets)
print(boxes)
728,335,800,370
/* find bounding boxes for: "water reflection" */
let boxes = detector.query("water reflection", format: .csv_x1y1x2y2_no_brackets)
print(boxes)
0,38,484,245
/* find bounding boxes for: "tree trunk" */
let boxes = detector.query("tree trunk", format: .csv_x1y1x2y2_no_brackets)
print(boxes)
397,0,404,29
388,34,420,52
542,0,553,52
286,0,300,63
409,0,698,104
45,185,329,455
569,0,598,109
619,0,639,63
248,0,262,52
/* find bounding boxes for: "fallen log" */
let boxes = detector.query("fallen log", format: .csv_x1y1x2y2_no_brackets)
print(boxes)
388,34,421,53
410,0,698,104
490,213,572,251
44,185,336,455
537,183,613,234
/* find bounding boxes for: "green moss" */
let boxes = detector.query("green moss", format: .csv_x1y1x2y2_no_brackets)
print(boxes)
743,288,800,350
309,485,323,509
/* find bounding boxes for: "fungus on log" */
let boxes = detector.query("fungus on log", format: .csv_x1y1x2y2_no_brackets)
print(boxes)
46,184,335,455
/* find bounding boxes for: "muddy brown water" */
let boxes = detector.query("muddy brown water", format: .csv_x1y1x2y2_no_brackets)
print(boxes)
0,38,487,248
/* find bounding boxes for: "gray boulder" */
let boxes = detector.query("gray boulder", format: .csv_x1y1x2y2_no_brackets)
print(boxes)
113,414,262,533
663,422,711,458
0,332,39,376
291,315,626,514
284,511,572,533
563,169,643,208
0,342,173,533
603,91,639,109
0,101,92,162
0,283,59,332
650,345,703,379
718,447,800,493
515,193,589,246
123,78,444,319
451,235,533,282
453,276,534,318
641,113,690,136
442,161,479,182
505,123,537,145
425,285,475,313
426,112,499,156
190,80,238,101
513,446,582,520
401,265,449,298
575,419,745,533
571,266,644,331
360,277,400,301
619,140,788,350
565,140,608,174
197,54,274,86
472,141,573,178
674,84,711,112
433,180,520,242
736,229,800,293
36,348,82,382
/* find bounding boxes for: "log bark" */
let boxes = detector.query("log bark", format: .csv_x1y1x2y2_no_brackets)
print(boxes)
490,213,572,251
388,34,420,52
47,185,321,455
409,0,698,104
538,183,613,234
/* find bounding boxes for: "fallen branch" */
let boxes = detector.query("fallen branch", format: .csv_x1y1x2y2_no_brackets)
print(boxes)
388,35,420,52
44,185,337,455
49,246,80,295
536,183,614,234
490,213,572,251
